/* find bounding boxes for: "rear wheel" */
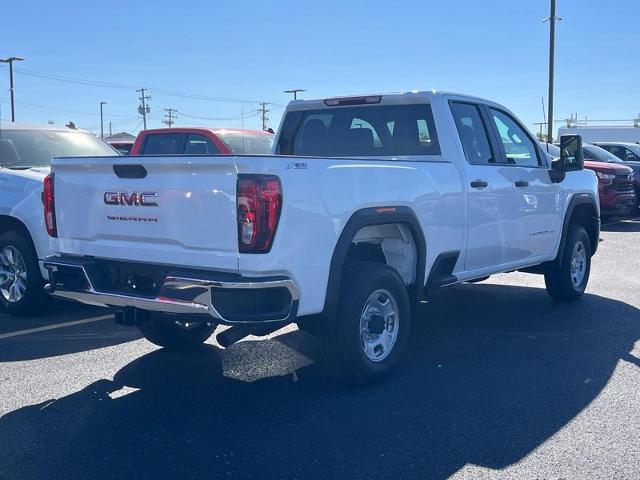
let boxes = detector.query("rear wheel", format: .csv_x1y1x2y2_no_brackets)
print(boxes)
139,317,215,350
321,262,411,386
544,225,591,301
0,231,49,316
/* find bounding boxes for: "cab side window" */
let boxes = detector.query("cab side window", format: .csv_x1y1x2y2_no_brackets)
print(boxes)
489,109,541,167
606,145,625,159
450,102,494,165
622,147,640,162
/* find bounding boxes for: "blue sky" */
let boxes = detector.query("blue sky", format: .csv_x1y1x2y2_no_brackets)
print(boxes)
0,0,638,137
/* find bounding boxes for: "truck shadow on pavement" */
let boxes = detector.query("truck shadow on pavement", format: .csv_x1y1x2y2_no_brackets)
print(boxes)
0,302,141,362
0,283,639,480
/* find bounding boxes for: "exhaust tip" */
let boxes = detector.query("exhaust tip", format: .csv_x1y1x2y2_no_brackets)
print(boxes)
216,326,251,348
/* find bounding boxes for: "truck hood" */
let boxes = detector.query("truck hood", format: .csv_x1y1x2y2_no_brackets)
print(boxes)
583,161,633,174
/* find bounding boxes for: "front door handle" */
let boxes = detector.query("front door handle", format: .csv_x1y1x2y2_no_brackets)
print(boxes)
470,180,488,189
515,180,529,187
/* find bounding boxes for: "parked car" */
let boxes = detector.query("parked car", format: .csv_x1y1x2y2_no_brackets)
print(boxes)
541,142,635,217
130,127,275,155
44,91,599,385
0,122,119,315
595,141,640,163
593,142,640,211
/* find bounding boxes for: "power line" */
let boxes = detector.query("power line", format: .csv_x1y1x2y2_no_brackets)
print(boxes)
0,65,260,104
152,89,258,104
179,110,259,122
15,100,137,118
163,108,177,128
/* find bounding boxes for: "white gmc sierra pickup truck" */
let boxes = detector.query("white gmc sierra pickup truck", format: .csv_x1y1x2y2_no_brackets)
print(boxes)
43,92,599,385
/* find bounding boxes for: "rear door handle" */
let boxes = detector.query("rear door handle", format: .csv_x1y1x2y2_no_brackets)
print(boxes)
470,180,488,189
515,181,529,187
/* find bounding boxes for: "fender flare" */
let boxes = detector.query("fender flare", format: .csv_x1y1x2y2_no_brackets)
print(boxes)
556,193,600,264
322,206,427,318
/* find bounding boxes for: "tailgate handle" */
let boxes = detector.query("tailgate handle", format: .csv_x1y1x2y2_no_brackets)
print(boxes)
113,164,147,179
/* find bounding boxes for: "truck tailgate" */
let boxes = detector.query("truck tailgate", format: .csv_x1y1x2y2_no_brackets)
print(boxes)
52,156,239,272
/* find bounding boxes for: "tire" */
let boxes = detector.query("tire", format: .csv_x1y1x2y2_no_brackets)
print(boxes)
321,262,411,386
138,317,215,350
0,230,50,316
544,225,591,302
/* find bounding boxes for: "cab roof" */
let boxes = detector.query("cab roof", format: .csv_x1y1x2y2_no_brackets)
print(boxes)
284,90,497,111
138,127,273,136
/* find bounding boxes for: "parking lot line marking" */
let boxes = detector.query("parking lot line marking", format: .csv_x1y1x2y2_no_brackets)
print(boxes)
601,216,640,228
0,315,113,340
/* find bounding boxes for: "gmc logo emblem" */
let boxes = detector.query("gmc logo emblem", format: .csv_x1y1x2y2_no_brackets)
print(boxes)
104,192,158,207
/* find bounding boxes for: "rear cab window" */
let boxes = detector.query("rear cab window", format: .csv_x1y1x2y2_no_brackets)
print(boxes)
140,132,220,155
277,103,441,157
141,133,188,155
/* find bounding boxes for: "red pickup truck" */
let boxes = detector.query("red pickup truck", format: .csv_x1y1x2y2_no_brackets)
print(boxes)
131,127,274,156
542,142,635,217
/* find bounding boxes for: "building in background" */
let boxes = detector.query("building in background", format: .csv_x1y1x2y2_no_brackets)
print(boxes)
104,132,136,155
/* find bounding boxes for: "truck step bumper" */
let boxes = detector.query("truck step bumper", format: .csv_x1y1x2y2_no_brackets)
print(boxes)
44,256,299,325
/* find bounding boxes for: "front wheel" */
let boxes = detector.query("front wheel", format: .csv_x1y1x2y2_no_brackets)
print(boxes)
321,262,411,386
139,317,216,350
544,225,591,301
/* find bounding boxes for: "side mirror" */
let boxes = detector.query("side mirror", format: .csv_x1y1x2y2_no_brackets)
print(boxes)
559,134,584,172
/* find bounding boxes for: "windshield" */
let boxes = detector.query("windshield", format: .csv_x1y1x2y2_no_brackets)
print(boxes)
216,132,275,154
0,130,118,168
582,145,623,163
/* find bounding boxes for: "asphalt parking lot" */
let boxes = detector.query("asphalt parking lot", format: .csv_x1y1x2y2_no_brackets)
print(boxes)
0,218,639,480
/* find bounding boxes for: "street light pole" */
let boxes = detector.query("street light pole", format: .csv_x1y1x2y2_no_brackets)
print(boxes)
545,0,559,143
0,56,25,122
284,89,306,100
100,101,107,138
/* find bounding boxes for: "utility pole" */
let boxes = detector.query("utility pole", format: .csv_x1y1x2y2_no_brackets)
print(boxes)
137,88,151,130
109,122,113,137
258,102,270,131
284,89,306,100
100,101,107,138
544,0,561,143
163,108,177,128
0,56,25,122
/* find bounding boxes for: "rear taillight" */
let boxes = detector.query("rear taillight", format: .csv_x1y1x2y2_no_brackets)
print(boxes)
43,173,57,237
237,175,282,253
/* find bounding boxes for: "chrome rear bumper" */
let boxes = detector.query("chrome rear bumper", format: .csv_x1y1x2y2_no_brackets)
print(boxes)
44,256,299,325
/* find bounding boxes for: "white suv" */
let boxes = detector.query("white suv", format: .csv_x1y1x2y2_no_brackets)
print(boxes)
0,123,118,315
